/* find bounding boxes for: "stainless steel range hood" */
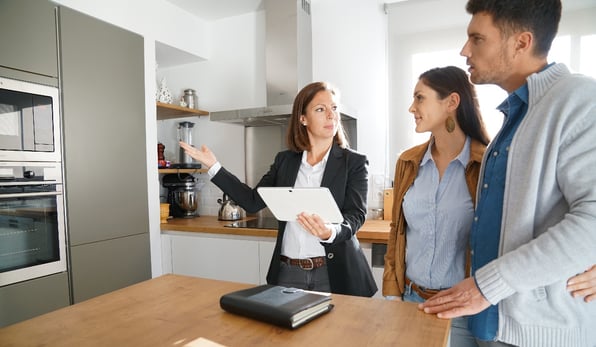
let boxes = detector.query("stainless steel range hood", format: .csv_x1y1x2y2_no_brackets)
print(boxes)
209,0,357,127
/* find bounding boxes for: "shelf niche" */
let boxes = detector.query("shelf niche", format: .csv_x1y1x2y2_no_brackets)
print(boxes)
156,102,209,120
158,168,207,174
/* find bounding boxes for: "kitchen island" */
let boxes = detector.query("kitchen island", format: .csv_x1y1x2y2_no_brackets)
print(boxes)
0,274,450,346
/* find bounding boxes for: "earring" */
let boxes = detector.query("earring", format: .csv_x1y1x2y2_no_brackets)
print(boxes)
445,116,455,133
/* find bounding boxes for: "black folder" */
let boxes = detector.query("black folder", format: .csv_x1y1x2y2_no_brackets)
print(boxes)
219,284,334,329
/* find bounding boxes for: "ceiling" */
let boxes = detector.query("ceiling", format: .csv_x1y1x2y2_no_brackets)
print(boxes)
166,0,263,21
167,0,596,22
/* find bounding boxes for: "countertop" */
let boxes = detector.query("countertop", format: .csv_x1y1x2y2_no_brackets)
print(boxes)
161,215,391,243
0,274,449,346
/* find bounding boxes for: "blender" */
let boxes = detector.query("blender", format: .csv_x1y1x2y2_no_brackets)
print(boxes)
172,121,201,169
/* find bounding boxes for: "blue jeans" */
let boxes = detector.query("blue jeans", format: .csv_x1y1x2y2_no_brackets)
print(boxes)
403,285,479,347
277,261,331,292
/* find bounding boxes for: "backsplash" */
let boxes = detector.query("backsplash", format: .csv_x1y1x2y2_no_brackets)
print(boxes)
162,172,389,219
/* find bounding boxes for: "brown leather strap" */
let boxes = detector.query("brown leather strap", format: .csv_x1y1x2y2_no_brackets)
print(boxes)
405,277,439,300
280,255,326,270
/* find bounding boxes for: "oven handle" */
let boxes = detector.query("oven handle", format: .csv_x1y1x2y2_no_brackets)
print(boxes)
0,191,61,199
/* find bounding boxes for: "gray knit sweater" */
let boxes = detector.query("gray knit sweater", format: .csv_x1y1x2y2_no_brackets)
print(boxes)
475,64,596,347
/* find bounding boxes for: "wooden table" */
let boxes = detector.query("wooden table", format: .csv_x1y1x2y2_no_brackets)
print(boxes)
0,274,449,347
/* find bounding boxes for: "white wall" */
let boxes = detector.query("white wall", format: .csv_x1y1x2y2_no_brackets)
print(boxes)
311,0,390,209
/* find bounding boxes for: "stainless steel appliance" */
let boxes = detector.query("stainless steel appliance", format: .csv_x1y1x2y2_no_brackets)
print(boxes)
217,193,242,221
163,173,198,218
172,121,201,169
224,217,279,230
0,161,66,287
0,77,62,162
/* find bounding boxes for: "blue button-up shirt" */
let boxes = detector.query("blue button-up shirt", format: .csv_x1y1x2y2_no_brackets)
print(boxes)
404,137,473,289
468,85,529,340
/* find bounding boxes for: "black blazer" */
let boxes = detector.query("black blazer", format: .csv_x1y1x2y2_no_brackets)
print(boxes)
211,143,378,297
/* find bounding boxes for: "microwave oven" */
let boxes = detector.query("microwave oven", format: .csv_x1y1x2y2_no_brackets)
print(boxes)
0,76,61,162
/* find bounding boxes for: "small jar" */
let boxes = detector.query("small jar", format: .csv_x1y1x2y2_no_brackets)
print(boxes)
368,208,384,220
183,89,198,109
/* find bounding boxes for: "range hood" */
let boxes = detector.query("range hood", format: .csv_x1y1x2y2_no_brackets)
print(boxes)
209,0,357,127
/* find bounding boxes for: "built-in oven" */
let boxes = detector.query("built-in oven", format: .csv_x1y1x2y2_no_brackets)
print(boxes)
0,161,66,287
0,76,61,162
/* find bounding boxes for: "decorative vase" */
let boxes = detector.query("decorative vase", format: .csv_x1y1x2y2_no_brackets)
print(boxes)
157,77,173,104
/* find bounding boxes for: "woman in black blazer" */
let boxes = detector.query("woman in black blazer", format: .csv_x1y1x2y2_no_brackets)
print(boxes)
180,81,377,297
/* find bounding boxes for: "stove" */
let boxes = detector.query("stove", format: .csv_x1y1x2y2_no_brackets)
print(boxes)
224,217,279,230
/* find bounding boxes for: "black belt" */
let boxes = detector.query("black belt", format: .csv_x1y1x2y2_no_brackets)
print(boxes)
280,255,326,270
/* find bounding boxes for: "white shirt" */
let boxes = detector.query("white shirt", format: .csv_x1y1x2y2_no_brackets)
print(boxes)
281,149,338,258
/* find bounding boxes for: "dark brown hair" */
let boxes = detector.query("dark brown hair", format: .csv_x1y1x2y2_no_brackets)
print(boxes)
466,0,561,58
286,81,349,152
419,66,490,146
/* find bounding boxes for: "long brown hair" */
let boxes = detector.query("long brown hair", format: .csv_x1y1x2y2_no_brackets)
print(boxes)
286,81,349,152
419,66,490,146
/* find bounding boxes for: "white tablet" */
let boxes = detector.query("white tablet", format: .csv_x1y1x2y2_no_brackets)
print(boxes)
257,187,343,223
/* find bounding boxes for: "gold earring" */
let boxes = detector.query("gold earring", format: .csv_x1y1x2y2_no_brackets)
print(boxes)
445,116,455,133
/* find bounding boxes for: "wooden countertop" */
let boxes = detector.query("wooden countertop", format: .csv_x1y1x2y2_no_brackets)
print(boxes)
0,274,450,346
161,215,391,243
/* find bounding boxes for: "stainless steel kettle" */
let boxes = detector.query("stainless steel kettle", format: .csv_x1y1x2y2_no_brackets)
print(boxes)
217,193,242,221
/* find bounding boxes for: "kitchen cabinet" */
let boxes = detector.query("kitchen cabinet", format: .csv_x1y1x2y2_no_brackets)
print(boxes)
163,232,275,285
0,0,58,83
59,6,151,303
157,102,209,120
162,231,383,297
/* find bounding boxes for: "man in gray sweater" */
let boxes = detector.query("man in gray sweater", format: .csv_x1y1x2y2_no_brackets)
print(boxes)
420,1,596,346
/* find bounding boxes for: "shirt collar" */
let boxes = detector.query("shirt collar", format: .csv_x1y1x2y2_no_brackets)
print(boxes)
497,63,554,116
421,136,470,167
301,145,332,168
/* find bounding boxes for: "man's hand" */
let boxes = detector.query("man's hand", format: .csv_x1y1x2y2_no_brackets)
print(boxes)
418,277,491,319
567,265,596,303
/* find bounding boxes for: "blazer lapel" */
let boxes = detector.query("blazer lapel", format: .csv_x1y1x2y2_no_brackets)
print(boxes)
321,144,344,188
283,152,302,187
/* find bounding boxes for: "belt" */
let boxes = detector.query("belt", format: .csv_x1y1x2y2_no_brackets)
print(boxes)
280,255,326,270
405,277,440,300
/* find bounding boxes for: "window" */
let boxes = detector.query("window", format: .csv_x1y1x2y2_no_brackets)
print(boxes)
407,34,596,144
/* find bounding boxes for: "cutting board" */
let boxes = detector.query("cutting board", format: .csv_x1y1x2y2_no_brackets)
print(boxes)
383,188,393,220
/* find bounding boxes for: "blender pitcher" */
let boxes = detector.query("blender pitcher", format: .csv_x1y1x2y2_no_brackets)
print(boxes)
176,121,200,168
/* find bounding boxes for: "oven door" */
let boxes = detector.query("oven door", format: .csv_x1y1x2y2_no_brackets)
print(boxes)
0,182,66,287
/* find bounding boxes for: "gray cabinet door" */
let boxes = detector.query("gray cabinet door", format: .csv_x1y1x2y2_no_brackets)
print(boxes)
70,233,151,303
0,272,70,327
59,6,149,246
59,6,150,302
0,0,58,79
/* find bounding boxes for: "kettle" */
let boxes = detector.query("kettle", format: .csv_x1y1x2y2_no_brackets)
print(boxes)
218,193,242,221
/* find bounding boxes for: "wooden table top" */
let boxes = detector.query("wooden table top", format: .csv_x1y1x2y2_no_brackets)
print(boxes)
0,274,449,347
162,216,391,244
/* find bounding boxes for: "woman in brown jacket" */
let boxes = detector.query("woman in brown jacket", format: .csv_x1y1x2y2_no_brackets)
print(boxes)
383,66,490,347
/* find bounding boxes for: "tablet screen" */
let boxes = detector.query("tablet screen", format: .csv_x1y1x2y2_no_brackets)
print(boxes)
257,187,343,223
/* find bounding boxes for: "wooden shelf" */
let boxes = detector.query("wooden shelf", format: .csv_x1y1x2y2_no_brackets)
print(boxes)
156,102,209,120
158,168,207,174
